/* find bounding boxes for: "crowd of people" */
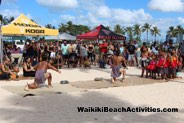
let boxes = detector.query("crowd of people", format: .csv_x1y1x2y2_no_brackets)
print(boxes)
140,40,184,80
0,38,184,88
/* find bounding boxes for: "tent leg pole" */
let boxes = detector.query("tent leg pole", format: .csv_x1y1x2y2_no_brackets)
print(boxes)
57,36,59,69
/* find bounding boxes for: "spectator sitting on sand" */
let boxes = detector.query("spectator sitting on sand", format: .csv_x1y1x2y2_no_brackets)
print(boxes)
83,56,91,69
23,57,35,77
0,58,13,80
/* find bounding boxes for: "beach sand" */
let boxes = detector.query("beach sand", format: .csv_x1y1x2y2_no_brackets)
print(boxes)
0,66,184,123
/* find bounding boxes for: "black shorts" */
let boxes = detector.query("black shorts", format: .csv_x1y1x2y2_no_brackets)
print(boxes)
169,67,176,75
141,59,149,67
62,55,68,59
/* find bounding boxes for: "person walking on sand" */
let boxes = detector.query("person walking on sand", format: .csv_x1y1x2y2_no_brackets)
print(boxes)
24,56,61,91
111,50,127,83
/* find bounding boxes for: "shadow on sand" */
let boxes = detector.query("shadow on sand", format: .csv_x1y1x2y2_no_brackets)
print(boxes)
0,91,180,123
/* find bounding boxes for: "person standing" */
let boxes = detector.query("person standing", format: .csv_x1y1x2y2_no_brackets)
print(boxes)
127,41,136,66
76,40,82,67
61,41,69,65
94,43,100,66
99,40,108,60
87,42,94,64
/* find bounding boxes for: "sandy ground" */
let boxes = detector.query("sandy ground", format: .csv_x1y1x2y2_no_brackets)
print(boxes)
0,66,184,123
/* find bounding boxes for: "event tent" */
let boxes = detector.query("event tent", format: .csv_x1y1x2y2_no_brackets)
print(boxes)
1,14,59,36
45,32,76,40
77,24,126,40
0,14,59,63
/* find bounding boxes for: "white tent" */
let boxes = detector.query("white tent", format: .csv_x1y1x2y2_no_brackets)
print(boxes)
45,32,76,41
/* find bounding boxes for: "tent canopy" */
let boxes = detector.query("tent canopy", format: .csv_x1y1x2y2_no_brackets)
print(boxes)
45,32,76,40
2,14,59,36
77,25,126,40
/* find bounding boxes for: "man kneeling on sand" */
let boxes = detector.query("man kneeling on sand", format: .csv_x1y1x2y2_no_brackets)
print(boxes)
24,56,61,91
111,50,127,83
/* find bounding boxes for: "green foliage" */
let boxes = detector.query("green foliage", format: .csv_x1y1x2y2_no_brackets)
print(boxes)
150,26,161,41
0,15,14,25
58,21,90,35
45,24,55,29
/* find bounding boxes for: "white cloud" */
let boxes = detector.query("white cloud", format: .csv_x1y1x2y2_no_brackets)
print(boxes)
95,6,111,18
148,0,184,12
111,9,152,24
36,0,78,11
178,17,184,24
0,9,20,18
60,15,76,22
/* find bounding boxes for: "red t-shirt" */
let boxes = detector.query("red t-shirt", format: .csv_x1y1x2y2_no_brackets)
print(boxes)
100,43,108,53
157,57,165,67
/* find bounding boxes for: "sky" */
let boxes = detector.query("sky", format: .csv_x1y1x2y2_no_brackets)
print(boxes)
0,0,184,41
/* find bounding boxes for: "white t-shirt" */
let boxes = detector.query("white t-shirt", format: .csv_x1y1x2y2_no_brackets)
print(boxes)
50,52,56,58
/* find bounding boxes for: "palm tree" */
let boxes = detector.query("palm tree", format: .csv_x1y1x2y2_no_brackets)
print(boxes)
114,24,122,34
142,23,152,42
150,26,161,41
133,24,142,41
73,25,90,35
7,16,14,23
175,25,183,42
121,27,126,35
66,21,74,34
45,24,55,29
0,15,14,25
167,26,177,38
59,23,67,33
175,25,183,34
125,27,133,41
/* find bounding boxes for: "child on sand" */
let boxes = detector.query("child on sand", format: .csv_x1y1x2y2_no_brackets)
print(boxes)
147,54,157,79
83,56,91,69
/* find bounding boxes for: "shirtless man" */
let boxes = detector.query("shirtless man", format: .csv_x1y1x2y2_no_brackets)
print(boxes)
111,50,127,83
24,56,61,91
140,42,149,77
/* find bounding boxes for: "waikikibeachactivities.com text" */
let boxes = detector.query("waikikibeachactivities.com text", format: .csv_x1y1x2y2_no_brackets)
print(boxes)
77,107,178,113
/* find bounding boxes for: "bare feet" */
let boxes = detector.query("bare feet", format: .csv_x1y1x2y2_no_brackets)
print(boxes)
121,78,125,82
48,85,53,88
111,78,115,84
24,84,29,91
